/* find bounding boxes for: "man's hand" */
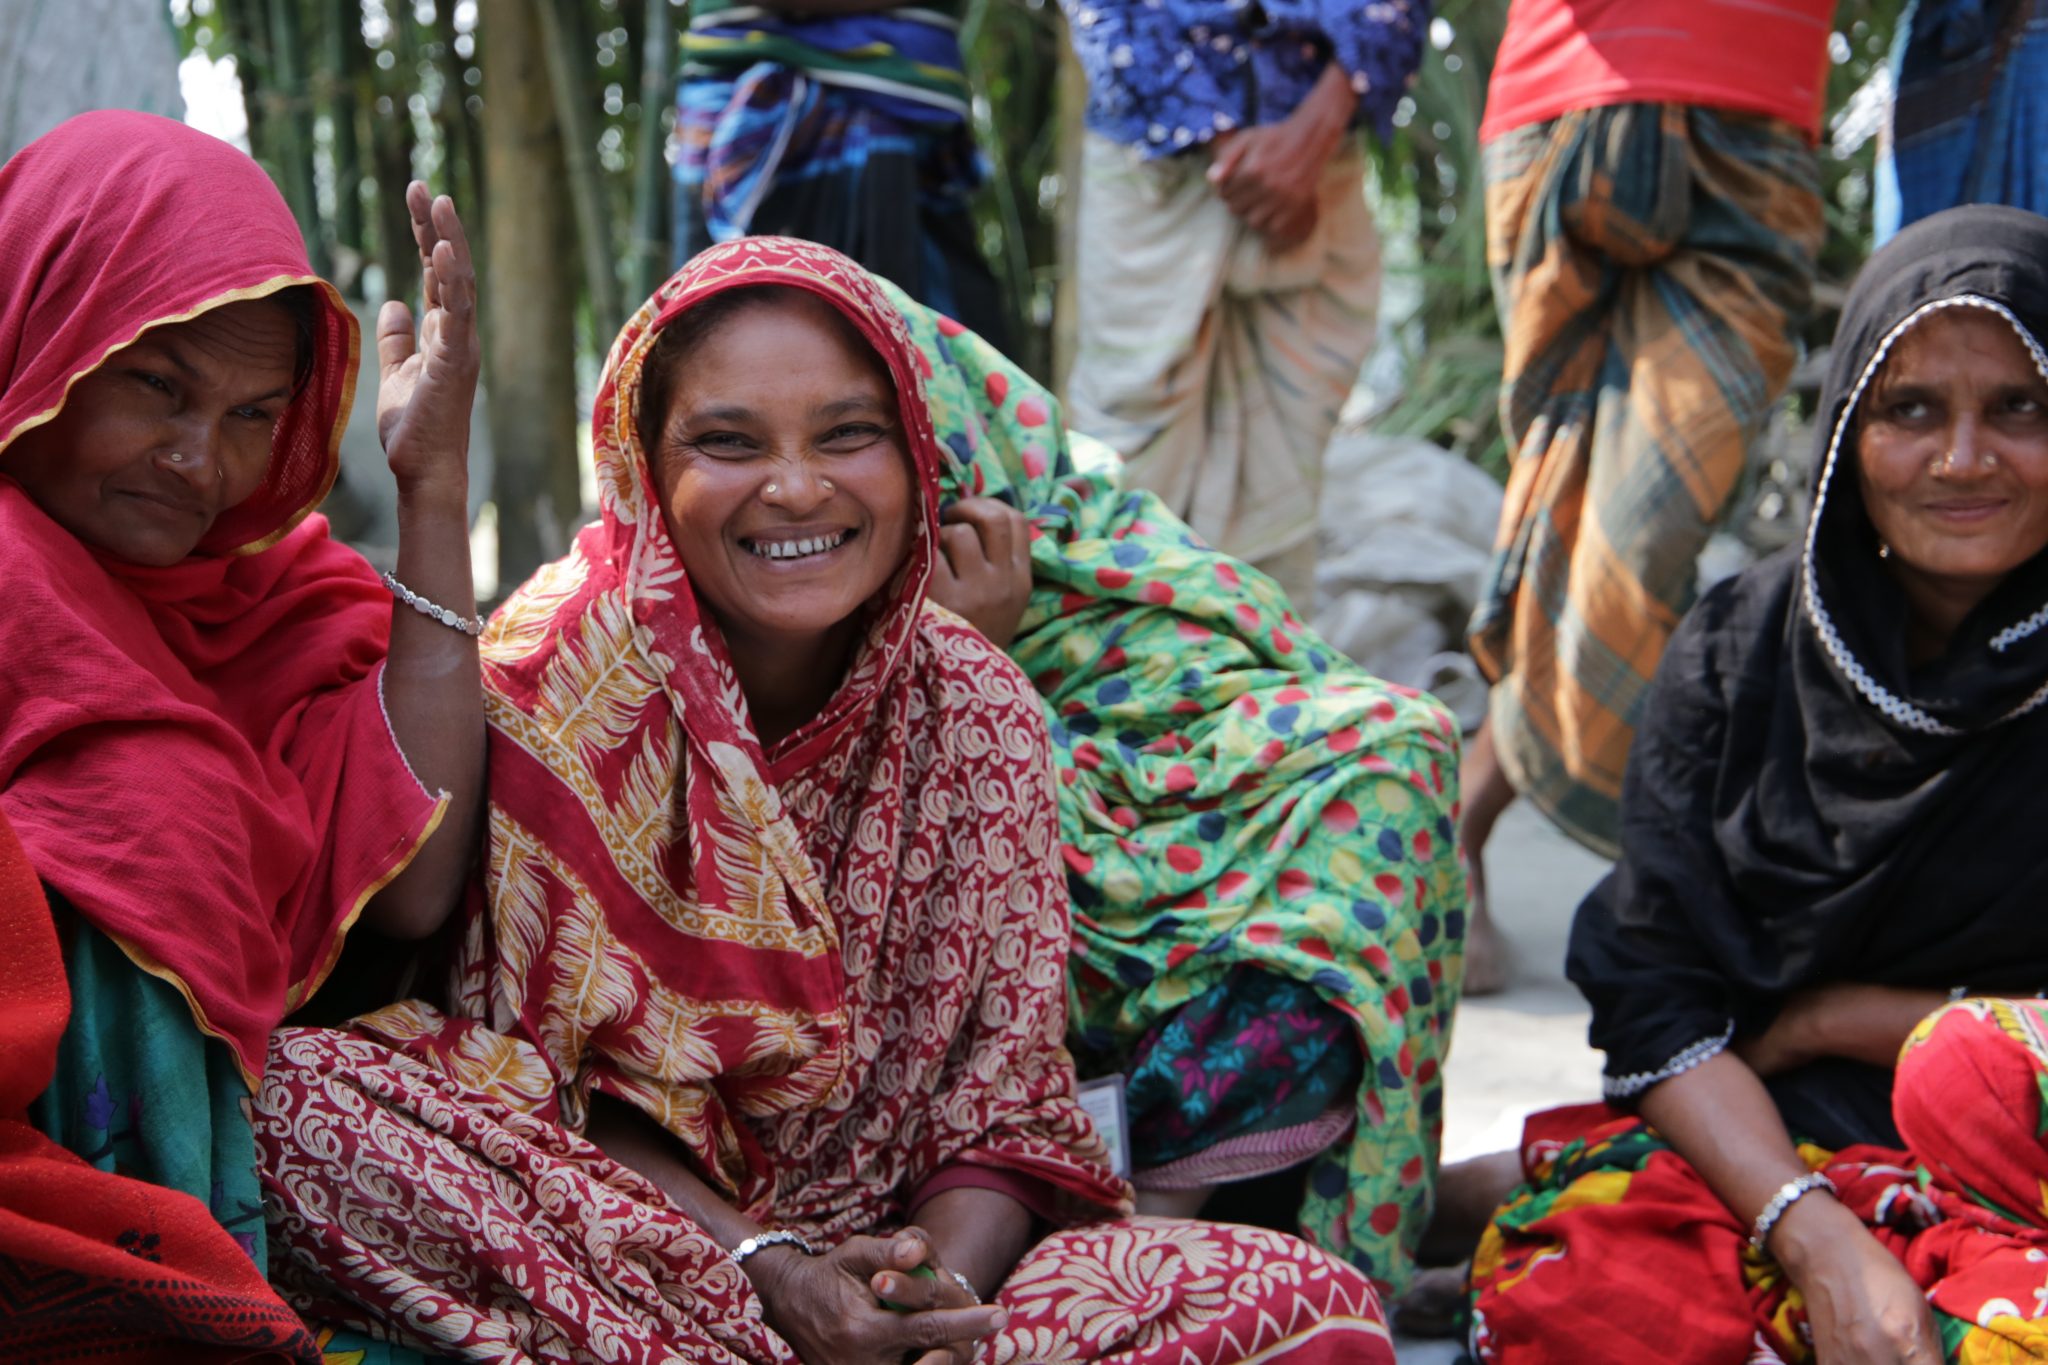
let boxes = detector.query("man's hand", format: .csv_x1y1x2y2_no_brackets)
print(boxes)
1207,62,1356,250
928,498,1034,648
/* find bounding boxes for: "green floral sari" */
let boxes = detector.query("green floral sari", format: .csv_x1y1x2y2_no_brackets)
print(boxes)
897,287,1468,1290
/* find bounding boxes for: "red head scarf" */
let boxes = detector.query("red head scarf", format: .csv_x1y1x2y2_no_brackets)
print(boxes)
0,113,443,1085
0,111,354,552
449,237,1123,1231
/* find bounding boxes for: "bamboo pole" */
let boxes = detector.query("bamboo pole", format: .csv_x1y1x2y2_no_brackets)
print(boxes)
478,0,584,588
629,0,676,303
533,0,626,343
327,2,368,292
266,0,330,274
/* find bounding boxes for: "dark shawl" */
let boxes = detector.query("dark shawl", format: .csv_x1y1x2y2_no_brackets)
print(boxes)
1567,204,2048,1148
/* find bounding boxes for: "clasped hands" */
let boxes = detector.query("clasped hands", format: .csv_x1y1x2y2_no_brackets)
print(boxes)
1205,62,1357,251
749,1226,1004,1365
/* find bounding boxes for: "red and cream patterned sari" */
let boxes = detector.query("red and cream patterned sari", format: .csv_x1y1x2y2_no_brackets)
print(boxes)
255,238,1390,1364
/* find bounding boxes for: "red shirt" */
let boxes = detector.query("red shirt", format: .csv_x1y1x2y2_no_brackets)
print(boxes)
1481,0,1836,145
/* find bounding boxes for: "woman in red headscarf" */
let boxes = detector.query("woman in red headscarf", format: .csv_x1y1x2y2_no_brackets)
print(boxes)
254,237,1394,1364
0,109,484,1345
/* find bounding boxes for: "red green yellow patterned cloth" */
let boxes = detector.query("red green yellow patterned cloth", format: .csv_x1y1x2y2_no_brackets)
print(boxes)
1470,998,2048,1363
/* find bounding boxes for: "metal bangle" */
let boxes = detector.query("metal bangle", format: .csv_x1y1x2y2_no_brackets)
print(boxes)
729,1229,817,1268
1750,1171,1837,1254
948,1269,982,1305
381,571,485,637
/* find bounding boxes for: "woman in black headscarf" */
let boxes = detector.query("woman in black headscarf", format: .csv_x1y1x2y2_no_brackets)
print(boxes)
1455,205,2048,1364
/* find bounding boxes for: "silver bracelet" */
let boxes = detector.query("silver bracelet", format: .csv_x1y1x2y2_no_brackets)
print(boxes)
948,1269,982,1305
382,571,484,637
729,1229,817,1268
1750,1171,1837,1253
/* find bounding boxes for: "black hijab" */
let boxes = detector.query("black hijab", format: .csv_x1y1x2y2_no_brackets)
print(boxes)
1568,205,2048,1148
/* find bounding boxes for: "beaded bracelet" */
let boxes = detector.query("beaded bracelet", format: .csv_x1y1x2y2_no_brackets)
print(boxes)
382,571,485,637
1750,1171,1837,1254
729,1229,817,1268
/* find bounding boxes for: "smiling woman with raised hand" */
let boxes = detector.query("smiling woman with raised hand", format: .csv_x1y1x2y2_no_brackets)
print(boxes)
254,237,1393,1365
1447,205,2048,1365
0,112,481,1355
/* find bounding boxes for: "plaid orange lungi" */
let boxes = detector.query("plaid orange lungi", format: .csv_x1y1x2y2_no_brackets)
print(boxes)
1470,104,1822,853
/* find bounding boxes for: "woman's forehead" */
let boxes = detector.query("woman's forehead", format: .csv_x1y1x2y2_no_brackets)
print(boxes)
665,292,894,401
131,301,299,375
1873,304,2047,389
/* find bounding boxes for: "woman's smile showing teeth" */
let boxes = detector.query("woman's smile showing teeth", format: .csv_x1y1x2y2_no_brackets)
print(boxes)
743,528,855,561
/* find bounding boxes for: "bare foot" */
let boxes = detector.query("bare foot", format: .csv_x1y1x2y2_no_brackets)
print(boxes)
1461,897,1512,997
1392,1263,1470,1339
1457,721,1517,998
1419,1149,1523,1265
1133,1186,1212,1218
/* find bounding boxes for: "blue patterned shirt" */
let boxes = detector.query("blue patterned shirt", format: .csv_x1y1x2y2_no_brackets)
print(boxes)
1062,0,1426,156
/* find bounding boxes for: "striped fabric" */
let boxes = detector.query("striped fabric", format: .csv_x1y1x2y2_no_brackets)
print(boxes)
671,0,1009,344
680,4,972,119
1469,103,1822,855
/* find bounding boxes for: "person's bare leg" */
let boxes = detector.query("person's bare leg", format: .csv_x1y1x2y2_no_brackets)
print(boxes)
1394,1148,1525,1338
1134,1186,1212,1218
1419,1149,1523,1264
1458,721,1517,996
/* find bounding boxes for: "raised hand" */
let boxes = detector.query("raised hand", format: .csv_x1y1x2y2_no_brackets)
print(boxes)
377,181,479,506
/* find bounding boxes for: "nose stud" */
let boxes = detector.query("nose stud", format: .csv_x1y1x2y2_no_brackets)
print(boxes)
822,479,835,492
1932,448,1999,475
169,451,186,464
764,483,779,496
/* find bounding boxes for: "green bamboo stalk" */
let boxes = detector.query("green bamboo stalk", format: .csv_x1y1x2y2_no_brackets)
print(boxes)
326,2,368,287
629,0,676,302
533,0,625,343
265,0,330,274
